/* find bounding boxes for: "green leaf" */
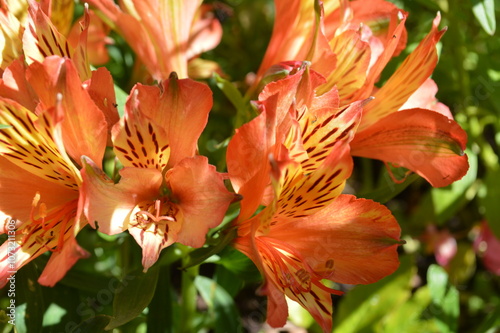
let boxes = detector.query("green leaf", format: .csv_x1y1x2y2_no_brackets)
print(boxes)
59,267,111,294
479,167,500,238
216,247,262,283
333,255,414,333
214,265,245,298
474,303,500,333
213,73,254,128
147,266,180,333
428,265,449,302
194,276,243,333
472,0,496,35
15,262,44,333
427,265,460,333
431,149,478,224
381,286,433,333
70,315,112,333
106,266,160,329
0,124,11,129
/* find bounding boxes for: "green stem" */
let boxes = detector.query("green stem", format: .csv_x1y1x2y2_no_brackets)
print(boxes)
180,247,199,333
360,157,374,193
147,264,172,333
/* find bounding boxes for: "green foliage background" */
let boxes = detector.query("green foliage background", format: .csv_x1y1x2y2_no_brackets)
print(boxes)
1,0,499,332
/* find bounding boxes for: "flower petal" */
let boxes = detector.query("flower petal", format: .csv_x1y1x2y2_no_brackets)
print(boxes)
254,0,317,84
81,157,163,234
227,111,273,221
37,235,90,287
400,78,452,119
68,10,112,66
87,0,213,79
0,59,38,111
351,108,468,187
186,4,222,60
168,156,235,247
112,88,171,171
0,6,23,71
299,99,362,174
0,156,76,222
23,4,71,66
318,29,371,101
0,201,81,288
275,141,353,219
129,76,212,167
0,97,80,189
26,57,108,166
84,66,120,138
361,13,446,130
128,210,183,271
270,194,401,285
263,281,289,329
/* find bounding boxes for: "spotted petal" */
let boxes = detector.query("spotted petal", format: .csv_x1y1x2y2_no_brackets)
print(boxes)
118,75,212,169
270,195,401,285
275,141,353,220
0,157,82,287
318,29,371,101
360,13,446,130
0,97,80,189
112,92,171,171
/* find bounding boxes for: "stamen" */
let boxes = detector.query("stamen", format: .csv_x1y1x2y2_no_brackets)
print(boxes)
39,203,47,219
22,196,78,252
133,198,177,232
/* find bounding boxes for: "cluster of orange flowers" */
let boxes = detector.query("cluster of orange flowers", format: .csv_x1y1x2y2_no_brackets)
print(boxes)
0,0,468,331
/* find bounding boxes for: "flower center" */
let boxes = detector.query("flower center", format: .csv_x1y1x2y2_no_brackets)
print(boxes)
14,192,78,257
131,197,178,235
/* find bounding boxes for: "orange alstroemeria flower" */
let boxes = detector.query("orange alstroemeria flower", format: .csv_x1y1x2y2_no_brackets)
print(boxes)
82,74,235,270
0,56,115,287
253,0,406,96
254,0,468,187
0,0,111,75
228,62,402,331
86,0,222,80
348,14,468,187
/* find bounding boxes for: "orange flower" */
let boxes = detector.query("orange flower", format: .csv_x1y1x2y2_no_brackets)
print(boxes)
86,0,222,80
253,0,468,187
0,56,114,287
253,0,406,97
22,1,92,80
349,14,468,187
228,63,402,331
82,74,235,270
0,0,111,78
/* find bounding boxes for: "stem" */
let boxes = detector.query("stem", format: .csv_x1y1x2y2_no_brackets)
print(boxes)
179,247,199,333
147,264,172,333
360,157,374,193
